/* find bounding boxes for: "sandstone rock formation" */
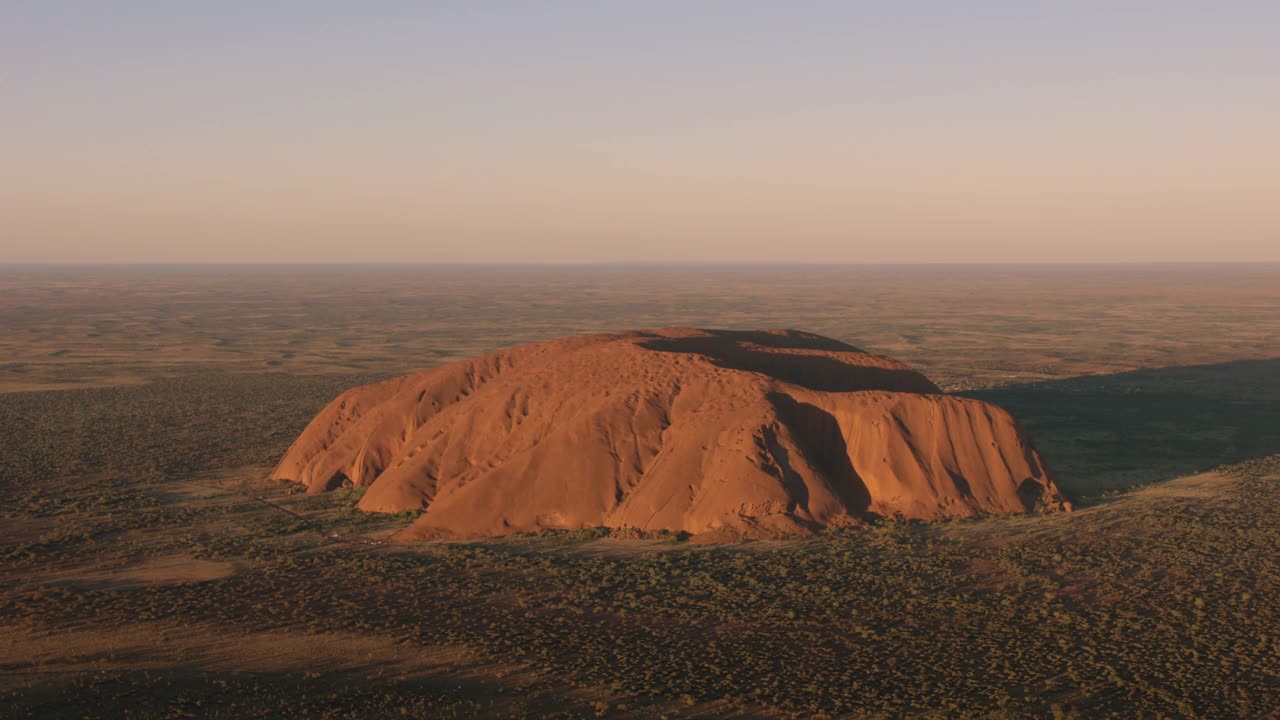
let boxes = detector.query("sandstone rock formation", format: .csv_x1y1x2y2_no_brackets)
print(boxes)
272,328,1069,539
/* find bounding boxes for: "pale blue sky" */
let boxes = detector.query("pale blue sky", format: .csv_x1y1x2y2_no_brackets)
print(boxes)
3,2,1277,262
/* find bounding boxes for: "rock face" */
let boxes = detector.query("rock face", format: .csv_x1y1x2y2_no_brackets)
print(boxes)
273,328,1069,539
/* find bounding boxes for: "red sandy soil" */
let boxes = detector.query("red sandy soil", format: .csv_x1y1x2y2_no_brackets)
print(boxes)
273,329,1068,540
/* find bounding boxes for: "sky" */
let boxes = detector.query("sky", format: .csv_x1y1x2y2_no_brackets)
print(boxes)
2,1,1277,263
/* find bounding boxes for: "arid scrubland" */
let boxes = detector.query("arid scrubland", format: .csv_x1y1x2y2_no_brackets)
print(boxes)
2,264,1278,718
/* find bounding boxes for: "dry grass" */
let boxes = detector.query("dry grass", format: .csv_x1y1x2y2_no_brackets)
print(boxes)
2,263,1279,718
3,454,1279,718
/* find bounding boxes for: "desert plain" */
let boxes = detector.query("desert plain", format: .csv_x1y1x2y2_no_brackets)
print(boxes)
2,263,1279,718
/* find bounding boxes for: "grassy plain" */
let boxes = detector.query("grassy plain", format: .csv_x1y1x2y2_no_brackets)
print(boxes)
2,264,1278,718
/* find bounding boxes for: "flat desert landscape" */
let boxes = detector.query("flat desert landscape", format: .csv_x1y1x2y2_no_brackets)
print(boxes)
8,2,1280,716
3,263,1279,718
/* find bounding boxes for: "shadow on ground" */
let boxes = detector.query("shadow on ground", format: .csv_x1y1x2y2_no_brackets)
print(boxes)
966,358,1280,499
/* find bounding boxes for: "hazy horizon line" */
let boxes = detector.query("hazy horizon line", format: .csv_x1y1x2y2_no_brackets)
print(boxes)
4,259,1280,268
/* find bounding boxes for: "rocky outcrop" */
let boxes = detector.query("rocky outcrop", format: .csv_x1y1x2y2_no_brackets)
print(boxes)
272,328,1069,539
